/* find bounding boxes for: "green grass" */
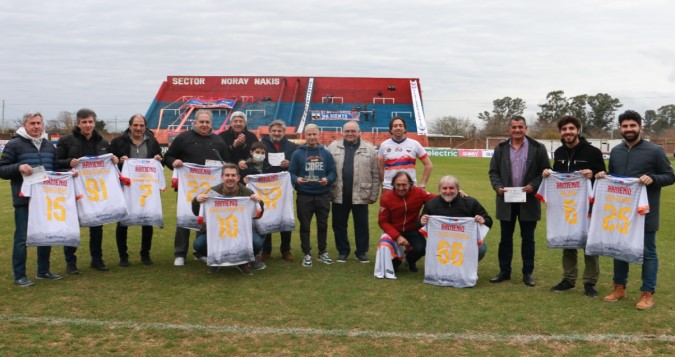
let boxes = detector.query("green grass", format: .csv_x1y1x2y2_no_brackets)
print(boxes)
0,157,674,356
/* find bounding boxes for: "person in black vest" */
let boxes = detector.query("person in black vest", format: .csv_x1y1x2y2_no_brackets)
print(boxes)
110,114,163,267
56,108,118,273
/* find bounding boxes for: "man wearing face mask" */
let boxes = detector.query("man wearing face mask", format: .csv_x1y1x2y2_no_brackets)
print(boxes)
219,111,259,169
259,120,297,261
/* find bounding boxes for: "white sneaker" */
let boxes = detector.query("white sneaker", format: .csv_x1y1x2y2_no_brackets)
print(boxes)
174,257,185,266
302,254,313,268
318,252,333,265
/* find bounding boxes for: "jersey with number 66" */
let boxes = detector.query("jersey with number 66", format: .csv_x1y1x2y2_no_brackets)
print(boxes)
120,159,166,227
422,216,489,288
74,153,128,226
535,172,592,249
586,176,649,264
20,171,81,247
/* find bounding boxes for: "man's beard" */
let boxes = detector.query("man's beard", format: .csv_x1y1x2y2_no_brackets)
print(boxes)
622,131,639,143
441,193,457,202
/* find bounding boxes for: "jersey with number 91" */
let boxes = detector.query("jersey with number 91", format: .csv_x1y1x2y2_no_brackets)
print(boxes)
586,176,649,264
20,171,81,247
74,153,128,226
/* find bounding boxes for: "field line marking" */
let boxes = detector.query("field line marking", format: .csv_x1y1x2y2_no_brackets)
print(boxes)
1,315,674,342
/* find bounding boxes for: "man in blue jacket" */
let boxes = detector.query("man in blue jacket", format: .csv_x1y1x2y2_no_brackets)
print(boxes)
598,110,675,310
0,112,63,286
289,124,337,267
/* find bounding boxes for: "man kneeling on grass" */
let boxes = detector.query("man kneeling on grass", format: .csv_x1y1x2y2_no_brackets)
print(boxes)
192,163,265,275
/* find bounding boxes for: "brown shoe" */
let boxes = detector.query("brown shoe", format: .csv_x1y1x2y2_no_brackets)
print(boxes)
603,283,626,302
260,252,271,261
636,291,654,310
281,250,293,261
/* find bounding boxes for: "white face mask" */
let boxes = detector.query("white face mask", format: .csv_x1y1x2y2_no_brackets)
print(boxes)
252,153,265,163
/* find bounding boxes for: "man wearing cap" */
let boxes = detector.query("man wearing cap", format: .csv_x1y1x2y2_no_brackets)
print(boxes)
219,111,259,167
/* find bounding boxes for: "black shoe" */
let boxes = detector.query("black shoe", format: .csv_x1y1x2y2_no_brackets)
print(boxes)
550,280,575,292
66,264,80,275
141,257,153,265
118,257,129,267
490,272,511,283
523,274,536,287
584,283,598,298
355,254,370,264
90,261,109,271
408,261,418,273
36,272,63,280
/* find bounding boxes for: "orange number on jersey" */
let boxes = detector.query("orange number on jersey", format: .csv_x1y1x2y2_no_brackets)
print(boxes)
217,214,239,239
46,196,66,221
563,199,578,224
139,184,152,207
602,203,631,234
85,178,108,201
186,181,212,202
260,187,282,209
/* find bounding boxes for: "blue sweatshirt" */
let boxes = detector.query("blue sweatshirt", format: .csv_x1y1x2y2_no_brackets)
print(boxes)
289,144,336,195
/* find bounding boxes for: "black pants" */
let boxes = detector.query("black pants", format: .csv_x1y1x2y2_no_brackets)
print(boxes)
262,231,292,254
116,224,153,259
174,227,194,258
64,225,103,264
332,202,370,256
297,193,330,255
401,229,426,265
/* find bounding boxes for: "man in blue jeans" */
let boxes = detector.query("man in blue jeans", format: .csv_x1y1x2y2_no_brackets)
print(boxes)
597,110,674,310
0,112,63,286
192,163,265,275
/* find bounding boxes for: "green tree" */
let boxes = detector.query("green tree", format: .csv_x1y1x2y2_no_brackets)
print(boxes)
568,95,588,127
537,90,569,125
586,93,622,131
478,97,526,136
95,119,107,133
644,110,657,135
656,104,675,127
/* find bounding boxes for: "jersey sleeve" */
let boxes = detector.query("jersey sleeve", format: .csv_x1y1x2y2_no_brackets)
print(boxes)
637,185,650,215
414,140,428,160
535,175,549,202
19,180,33,198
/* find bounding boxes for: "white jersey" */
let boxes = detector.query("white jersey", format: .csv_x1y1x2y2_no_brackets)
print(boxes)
202,196,258,266
536,172,593,249
172,163,223,229
20,171,81,247
586,176,649,264
74,154,128,226
373,234,404,279
422,216,489,288
245,171,295,235
377,137,428,189
120,159,166,227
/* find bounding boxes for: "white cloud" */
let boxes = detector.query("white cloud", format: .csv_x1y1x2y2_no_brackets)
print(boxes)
0,0,673,127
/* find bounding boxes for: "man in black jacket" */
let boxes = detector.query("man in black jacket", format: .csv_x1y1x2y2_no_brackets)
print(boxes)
544,115,605,297
420,175,492,262
163,109,230,266
259,120,297,261
56,108,118,273
110,114,163,267
219,111,259,168
0,112,63,286
488,116,550,287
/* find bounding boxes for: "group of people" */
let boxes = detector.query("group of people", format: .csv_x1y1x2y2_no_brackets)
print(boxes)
2,108,672,311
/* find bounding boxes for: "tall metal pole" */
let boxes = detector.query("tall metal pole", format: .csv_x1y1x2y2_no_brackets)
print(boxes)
2,99,5,133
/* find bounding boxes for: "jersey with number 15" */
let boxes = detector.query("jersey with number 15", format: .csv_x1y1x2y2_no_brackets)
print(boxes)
20,171,81,247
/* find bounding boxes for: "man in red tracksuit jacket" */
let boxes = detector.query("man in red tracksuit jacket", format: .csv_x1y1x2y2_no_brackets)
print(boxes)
378,171,435,272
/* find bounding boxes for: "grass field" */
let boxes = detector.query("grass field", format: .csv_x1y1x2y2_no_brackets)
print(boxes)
0,156,674,356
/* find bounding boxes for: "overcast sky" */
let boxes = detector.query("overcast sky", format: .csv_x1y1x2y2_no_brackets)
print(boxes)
1,0,674,131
